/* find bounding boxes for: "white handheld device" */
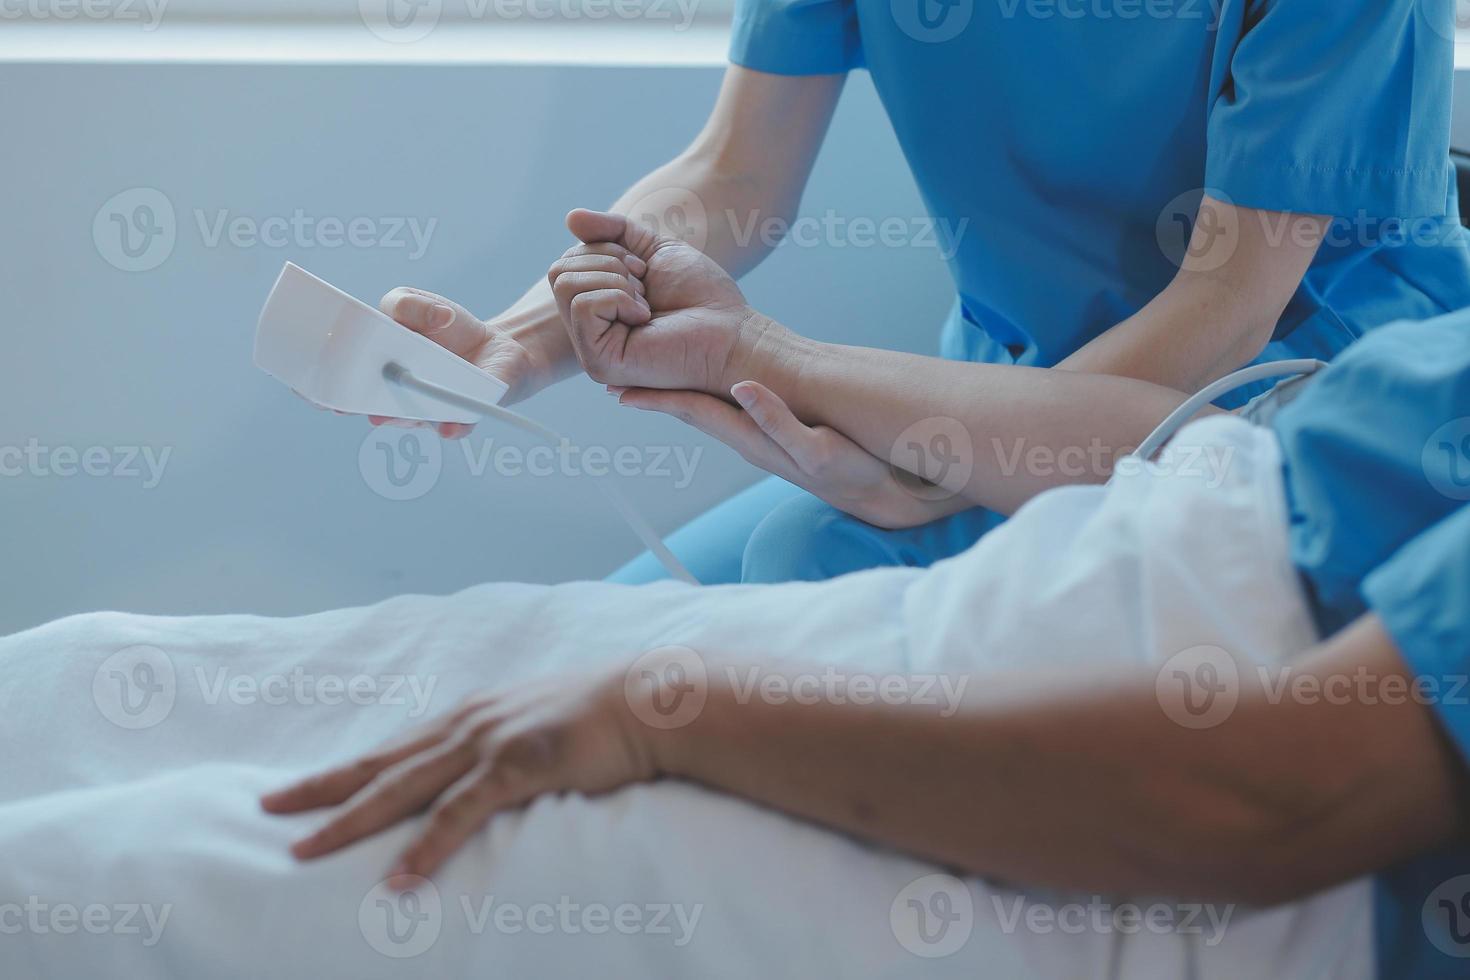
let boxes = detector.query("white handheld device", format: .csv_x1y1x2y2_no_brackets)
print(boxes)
253,261,697,585
254,262,508,422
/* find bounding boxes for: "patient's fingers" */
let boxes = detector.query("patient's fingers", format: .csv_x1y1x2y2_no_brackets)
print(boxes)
565,209,662,264
260,729,449,814
390,763,541,885
290,740,480,860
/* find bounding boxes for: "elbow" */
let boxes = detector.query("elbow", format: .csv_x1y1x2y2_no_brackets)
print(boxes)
1222,314,1278,375
1121,776,1358,907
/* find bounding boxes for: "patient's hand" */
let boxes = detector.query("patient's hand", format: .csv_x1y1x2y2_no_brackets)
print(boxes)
550,209,768,394
261,665,655,885
618,382,962,530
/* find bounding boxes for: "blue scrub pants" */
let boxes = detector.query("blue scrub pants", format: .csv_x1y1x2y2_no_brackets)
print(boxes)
607,474,1007,585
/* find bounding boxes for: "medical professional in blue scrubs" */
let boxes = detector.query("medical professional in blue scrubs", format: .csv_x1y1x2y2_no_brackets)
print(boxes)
371,0,1470,584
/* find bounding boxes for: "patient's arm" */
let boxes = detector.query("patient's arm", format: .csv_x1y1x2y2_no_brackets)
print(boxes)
656,614,1469,905
265,614,1467,906
553,212,1207,521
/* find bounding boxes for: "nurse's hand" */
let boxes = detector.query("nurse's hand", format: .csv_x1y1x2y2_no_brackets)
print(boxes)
261,662,657,885
364,287,570,437
617,382,961,530
550,209,767,394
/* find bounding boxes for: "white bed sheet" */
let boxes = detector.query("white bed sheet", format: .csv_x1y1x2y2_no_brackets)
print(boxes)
0,417,1373,978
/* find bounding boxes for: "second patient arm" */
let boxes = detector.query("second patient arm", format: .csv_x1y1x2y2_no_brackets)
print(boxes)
266,614,1469,907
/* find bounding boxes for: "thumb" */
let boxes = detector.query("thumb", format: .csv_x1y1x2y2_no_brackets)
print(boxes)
566,208,628,244
378,287,486,358
731,381,821,472
566,208,661,261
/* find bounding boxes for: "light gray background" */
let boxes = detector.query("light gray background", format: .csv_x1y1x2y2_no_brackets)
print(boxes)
0,62,951,635
5,62,1469,638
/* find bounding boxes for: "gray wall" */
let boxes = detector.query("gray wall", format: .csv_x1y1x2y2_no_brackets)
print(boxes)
0,62,951,635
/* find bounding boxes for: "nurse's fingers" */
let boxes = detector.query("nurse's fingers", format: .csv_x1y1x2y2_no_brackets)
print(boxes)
617,387,798,480
378,287,487,358
729,382,823,474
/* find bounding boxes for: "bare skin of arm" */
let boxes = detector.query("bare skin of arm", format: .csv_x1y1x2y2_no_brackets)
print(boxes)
365,65,846,433
548,198,1325,522
267,613,1468,907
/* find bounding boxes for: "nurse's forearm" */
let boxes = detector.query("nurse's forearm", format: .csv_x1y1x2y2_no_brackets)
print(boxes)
1056,200,1329,393
740,320,1194,515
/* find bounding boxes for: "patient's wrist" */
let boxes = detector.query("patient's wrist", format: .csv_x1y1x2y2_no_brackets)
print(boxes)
721,311,820,405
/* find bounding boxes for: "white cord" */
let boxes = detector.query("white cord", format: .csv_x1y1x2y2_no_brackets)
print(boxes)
384,363,699,586
1132,358,1329,461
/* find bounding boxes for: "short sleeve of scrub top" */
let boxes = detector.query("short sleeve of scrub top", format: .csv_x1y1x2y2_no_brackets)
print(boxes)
1361,504,1470,976
1363,504,1470,758
1207,0,1456,219
729,0,863,75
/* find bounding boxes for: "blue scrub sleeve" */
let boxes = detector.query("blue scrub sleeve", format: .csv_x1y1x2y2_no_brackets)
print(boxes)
1206,0,1456,219
728,0,863,75
1363,503,1470,760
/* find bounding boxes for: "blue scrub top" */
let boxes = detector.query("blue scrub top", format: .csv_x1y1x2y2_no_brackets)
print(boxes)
1263,312,1470,976
731,0,1470,403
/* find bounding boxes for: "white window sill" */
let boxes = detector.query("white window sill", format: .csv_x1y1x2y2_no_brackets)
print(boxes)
3,18,1465,71
0,18,730,66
